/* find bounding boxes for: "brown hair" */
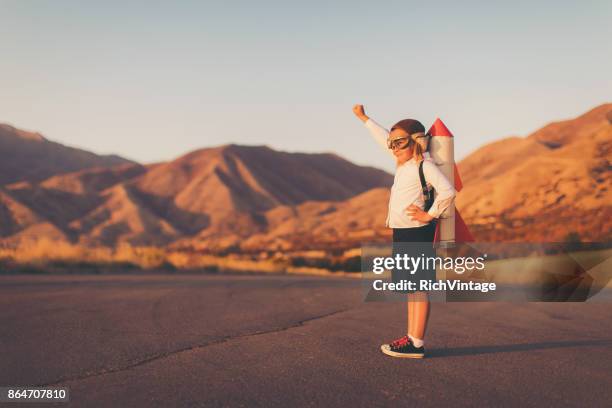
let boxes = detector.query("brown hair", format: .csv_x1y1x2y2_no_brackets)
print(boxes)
391,119,429,162
412,137,427,162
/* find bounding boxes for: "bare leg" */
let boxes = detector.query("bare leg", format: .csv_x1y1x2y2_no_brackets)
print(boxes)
408,291,430,340
407,295,415,335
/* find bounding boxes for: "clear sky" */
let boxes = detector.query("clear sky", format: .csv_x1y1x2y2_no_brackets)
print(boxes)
1,0,610,172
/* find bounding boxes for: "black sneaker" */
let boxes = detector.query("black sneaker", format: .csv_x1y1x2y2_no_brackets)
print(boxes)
380,336,425,358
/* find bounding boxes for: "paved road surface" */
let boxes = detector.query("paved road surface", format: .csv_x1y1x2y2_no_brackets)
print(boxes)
1,274,611,407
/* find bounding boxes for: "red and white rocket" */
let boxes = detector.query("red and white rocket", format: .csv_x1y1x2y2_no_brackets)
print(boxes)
427,118,474,244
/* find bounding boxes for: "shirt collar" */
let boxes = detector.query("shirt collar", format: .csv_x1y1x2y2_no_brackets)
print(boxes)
397,151,431,167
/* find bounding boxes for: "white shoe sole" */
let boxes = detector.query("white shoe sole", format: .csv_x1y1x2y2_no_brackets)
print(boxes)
380,344,424,359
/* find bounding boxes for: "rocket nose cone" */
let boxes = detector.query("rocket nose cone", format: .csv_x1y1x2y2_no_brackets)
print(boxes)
428,118,454,137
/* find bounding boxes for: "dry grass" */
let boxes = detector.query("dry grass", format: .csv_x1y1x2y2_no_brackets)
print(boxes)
0,238,291,274
0,238,367,276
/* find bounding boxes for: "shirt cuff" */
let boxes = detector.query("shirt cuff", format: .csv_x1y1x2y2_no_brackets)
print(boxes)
427,196,455,219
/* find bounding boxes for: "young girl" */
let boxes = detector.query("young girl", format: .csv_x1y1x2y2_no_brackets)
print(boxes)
353,104,456,358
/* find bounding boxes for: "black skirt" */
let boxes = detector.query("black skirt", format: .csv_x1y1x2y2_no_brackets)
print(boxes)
391,221,437,293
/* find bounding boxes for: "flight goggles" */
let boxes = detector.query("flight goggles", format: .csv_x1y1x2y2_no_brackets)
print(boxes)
387,132,427,149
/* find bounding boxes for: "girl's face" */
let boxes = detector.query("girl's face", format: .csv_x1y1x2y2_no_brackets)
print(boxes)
394,144,414,163
389,129,414,162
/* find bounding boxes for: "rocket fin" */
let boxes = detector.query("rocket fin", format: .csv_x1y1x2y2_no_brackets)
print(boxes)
434,221,440,243
455,210,474,242
434,210,474,243
454,163,463,192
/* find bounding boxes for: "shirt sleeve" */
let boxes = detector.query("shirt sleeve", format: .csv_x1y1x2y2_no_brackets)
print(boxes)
364,118,394,158
422,160,456,218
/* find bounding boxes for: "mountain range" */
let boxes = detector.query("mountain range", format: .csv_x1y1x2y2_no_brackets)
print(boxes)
0,103,610,253
457,103,611,242
0,138,391,250
0,124,133,185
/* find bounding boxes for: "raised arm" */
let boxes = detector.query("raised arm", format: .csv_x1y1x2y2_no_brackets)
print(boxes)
353,104,394,158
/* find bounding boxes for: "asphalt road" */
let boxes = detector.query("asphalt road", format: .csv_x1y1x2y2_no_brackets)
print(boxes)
1,273,611,407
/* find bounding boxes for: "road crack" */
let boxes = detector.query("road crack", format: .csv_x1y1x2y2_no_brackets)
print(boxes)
39,308,349,386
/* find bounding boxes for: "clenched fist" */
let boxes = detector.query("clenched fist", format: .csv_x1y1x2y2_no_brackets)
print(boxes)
352,104,369,122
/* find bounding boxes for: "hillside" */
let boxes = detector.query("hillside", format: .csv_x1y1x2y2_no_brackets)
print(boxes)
0,123,134,184
0,143,392,248
1,103,610,254
456,103,612,242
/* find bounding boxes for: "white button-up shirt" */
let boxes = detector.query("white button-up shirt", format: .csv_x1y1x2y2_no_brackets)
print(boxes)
365,118,456,228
